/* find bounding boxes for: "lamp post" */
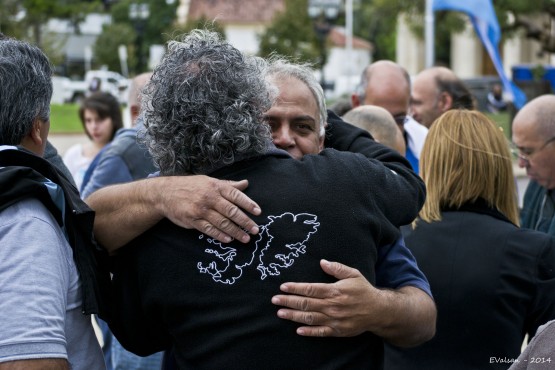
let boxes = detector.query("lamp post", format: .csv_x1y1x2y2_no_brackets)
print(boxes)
129,2,150,74
308,0,341,92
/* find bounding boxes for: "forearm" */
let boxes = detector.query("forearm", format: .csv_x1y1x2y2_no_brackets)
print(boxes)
81,156,133,199
0,359,69,370
370,286,436,347
86,178,165,252
86,175,262,253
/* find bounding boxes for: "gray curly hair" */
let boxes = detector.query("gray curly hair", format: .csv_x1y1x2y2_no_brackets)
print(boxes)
140,29,275,175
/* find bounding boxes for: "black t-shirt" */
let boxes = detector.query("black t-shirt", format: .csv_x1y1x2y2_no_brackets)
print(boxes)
109,149,418,369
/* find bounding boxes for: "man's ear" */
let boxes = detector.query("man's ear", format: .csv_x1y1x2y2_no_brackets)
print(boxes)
438,92,453,112
27,119,44,146
130,104,141,125
351,93,361,108
19,119,46,155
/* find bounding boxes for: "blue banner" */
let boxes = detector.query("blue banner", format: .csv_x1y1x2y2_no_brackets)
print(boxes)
433,0,527,109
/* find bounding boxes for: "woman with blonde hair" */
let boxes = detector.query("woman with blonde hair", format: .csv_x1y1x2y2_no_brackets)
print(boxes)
385,110,555,370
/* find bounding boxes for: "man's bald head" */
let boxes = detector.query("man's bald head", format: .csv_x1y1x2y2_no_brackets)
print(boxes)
352,60,412,131
343,105,406,155
129,72,153,125
514,95,555,137
411,66,474,128
512,94,555,189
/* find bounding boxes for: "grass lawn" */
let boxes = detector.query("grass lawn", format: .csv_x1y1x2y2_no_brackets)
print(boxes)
485,111,512,140
50,104,82,133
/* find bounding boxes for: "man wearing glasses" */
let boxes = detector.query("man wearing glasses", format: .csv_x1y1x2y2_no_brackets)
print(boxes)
512,94,555,235
351,60,428,174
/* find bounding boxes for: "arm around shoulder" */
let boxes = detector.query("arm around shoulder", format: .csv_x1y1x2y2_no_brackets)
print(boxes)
85,175,262,253
85,177,166,252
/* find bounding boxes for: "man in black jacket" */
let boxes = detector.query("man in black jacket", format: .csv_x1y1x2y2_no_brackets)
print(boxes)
264,59,435,345
87,42,435,354
107,29,433,369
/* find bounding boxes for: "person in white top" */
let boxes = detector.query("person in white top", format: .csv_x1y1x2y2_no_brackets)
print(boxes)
63,92,123,190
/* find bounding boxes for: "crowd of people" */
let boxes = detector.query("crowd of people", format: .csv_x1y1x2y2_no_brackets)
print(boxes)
1,27,555,370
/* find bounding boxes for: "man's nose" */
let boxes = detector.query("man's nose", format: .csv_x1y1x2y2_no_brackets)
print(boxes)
517,156,528,168
272,126,295,148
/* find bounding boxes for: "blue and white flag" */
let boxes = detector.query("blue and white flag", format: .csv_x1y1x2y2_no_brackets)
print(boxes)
433,0,527,109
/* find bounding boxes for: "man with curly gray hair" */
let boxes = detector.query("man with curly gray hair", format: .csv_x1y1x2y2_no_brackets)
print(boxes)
140,31,274,176
107,29,428,369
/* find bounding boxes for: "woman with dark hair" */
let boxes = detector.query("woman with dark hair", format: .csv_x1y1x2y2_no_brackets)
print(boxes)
63,92,122,189
385,110,555,370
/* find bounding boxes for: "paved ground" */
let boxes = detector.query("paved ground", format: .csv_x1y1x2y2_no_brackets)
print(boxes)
49,132,88,157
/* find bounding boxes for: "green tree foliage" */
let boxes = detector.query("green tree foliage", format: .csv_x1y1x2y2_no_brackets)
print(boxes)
353,1,398,61
371,0,555,58
0,0,23,38
103,0,178,73
353,0,464,63
8,0,99,47
258,0,320,66
111,0,178,44
0,0,99,68
93,22,136,72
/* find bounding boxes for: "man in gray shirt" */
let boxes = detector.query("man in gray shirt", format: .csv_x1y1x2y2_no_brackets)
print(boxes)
0,36,105,369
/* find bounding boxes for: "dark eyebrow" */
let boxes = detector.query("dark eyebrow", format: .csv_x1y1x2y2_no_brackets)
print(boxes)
291,115,317,123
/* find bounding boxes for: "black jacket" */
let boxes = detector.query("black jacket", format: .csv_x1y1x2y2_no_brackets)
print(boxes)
325,110,425,226
110,147,422,370
0,148,111,319
385,199,555,370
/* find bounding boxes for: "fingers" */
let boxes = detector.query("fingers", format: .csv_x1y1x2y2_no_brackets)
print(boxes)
224,180,262,217
191,208,253,244
277,260,363,297
271,291,342,318
276,308,337,336
296,326,335,337
228,179,249,191
217,180,261,232
274,308,349,337
167,177,262,244
272,298,363,337
190,218,235,244
319,259,362,280
277,281,339,300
